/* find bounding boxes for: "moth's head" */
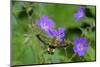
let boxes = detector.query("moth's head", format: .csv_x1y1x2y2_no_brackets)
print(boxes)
47,47,55,55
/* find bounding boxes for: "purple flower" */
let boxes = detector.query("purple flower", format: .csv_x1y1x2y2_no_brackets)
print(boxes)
36,16,65,42
47,27,65,42
36,16,55,32
73,37,88,56
74,6,84,21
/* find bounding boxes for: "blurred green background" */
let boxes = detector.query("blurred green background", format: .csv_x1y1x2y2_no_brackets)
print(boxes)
11,1,96,66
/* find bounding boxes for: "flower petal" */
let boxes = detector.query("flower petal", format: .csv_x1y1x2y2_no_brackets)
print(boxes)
46,29,57,37
74,37,79,46
73,37,88,57
77,6,84,13
77,51,84,56
36,20,41,28
83,44,88,51
58,27,65,37
74,6,84,21
40,16,48,23
73,47,78,53
79,37,86,44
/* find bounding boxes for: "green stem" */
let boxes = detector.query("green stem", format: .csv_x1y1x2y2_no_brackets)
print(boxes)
67,53,76,62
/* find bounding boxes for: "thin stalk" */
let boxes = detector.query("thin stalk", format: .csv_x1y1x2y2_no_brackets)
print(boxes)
67,53,76,62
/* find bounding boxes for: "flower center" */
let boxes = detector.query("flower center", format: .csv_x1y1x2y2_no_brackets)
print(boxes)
77,43,83,51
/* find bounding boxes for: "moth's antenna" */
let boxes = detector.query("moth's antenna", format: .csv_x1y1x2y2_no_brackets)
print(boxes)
36,34,49,45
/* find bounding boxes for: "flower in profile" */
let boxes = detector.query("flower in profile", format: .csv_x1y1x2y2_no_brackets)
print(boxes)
74,6,84,21
47,27,65,42
73,37,88,56
36,16,65,42
36,16,55,32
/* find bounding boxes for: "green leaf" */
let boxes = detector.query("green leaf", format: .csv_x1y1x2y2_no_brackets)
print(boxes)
84,46,96,61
